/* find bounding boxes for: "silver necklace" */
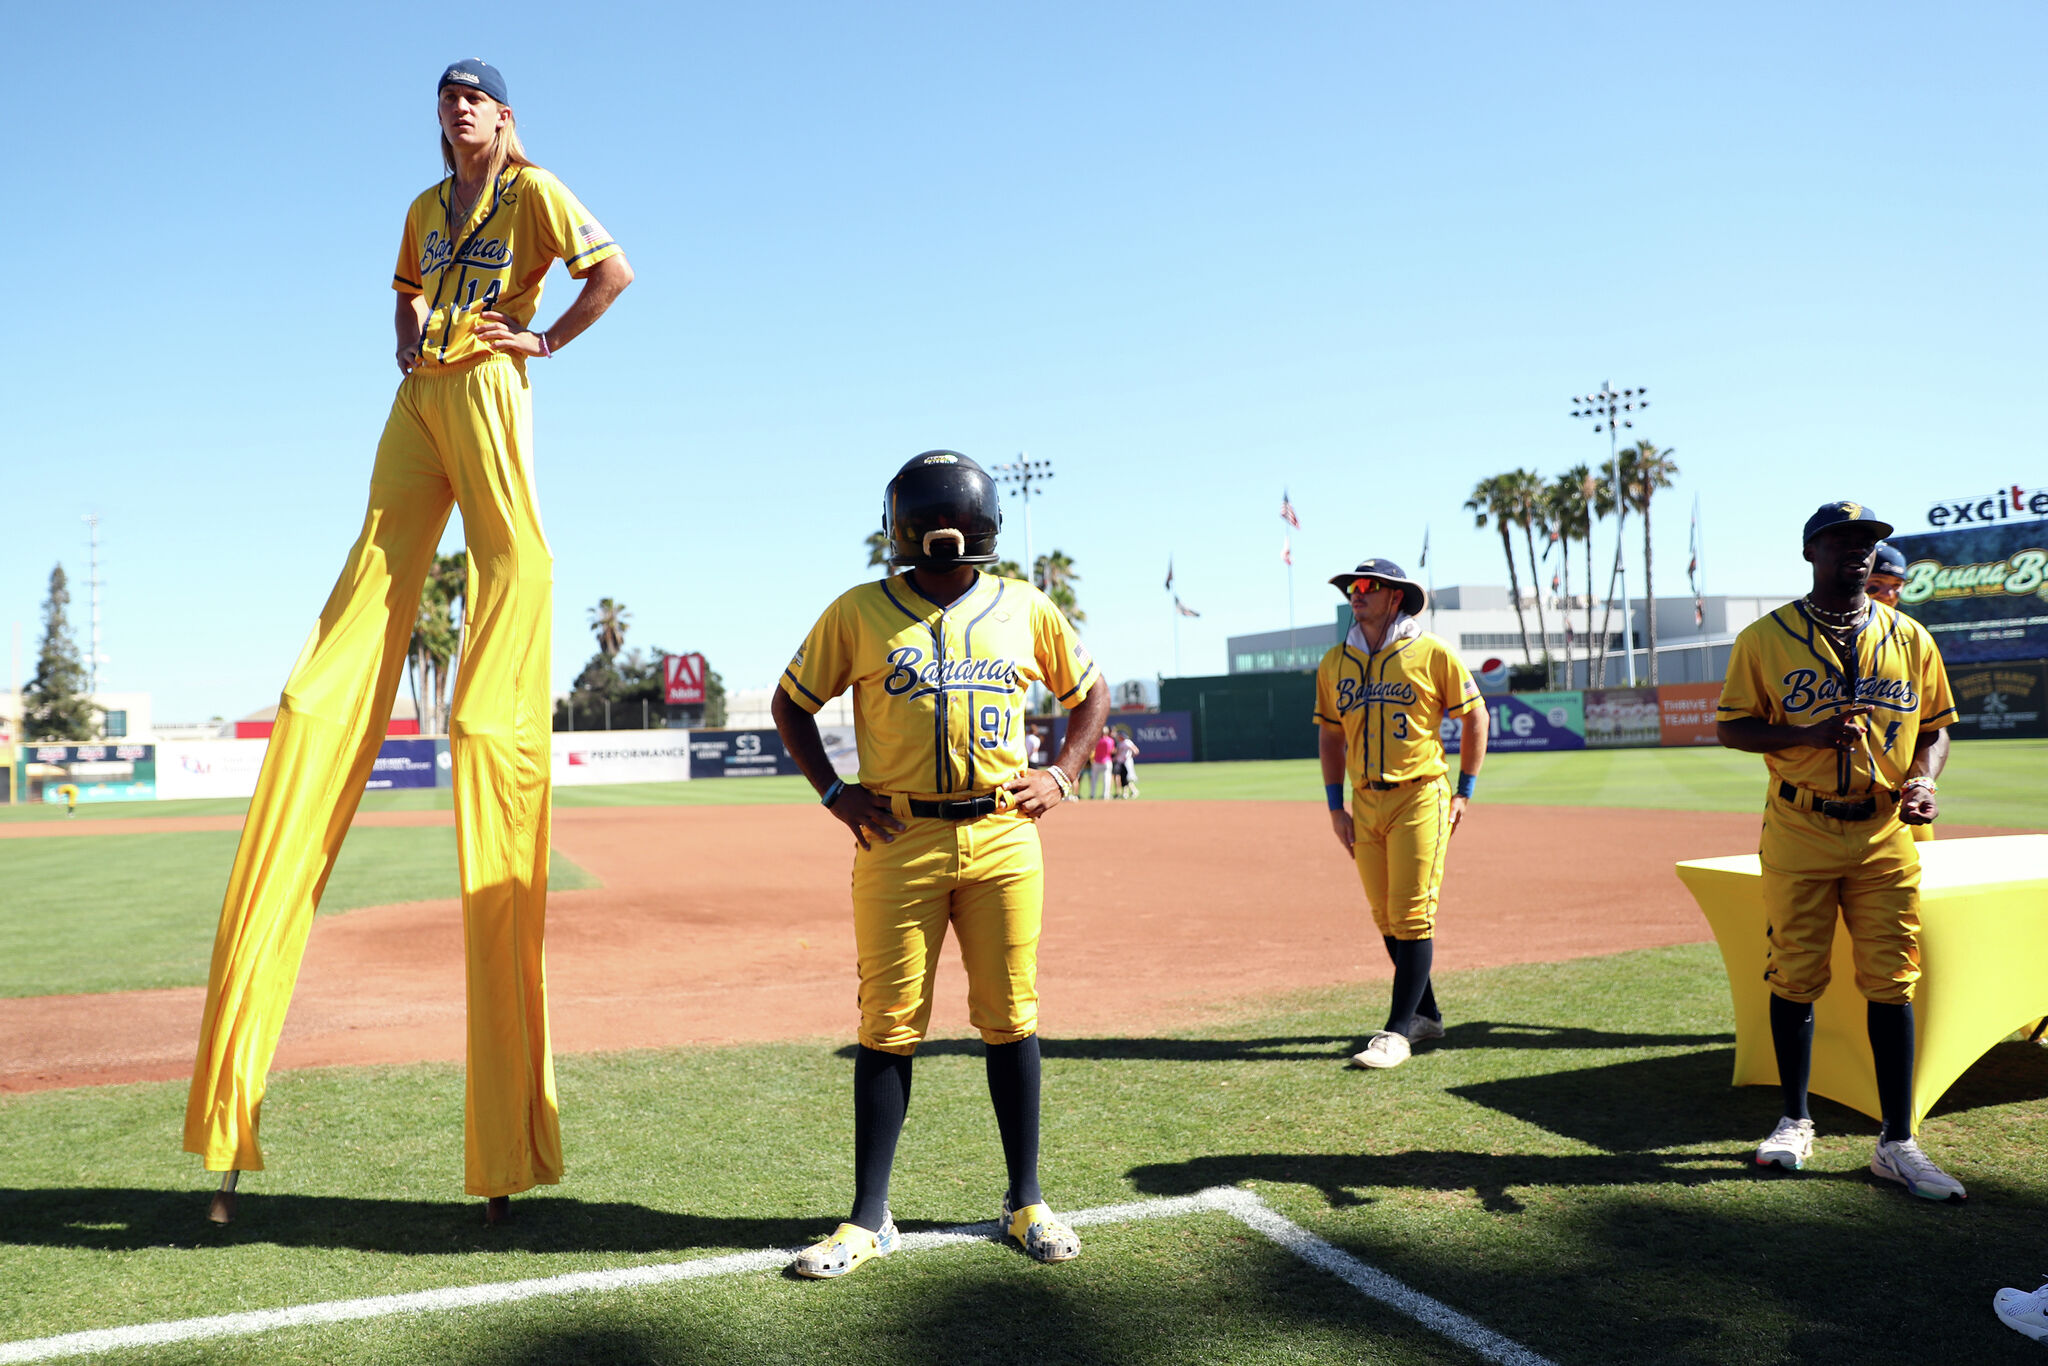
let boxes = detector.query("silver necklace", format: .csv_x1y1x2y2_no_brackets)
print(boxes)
1802,595,1868,629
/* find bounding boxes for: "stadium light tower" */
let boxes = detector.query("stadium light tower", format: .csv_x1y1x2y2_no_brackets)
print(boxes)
1569,383,1647,687
82,513,104,698
991,454,1054,586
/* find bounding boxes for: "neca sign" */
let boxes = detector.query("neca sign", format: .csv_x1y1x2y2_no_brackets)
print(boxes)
1927,485,2048,527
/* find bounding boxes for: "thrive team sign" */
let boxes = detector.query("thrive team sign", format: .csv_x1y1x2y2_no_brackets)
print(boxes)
1889,524,2048,663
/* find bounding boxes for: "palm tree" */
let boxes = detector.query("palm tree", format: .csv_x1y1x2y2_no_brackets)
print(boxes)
1465,474,1532,664
865,527,891,576
429,552,466,733
1501,469,1551,681
588,598,630,659
1034,550,1085,627
1622,441,1681,684
1547,467,1593,687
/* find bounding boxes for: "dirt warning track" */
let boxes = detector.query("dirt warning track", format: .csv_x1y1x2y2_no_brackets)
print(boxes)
0,799,1808,1094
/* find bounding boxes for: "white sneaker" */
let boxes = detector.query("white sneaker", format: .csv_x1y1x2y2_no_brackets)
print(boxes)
1405,1016,1446,1043
1755,1116,1815,1171
1994,1281,2048,1342
1871,1136,1967,1202
1349,1031,1412,1069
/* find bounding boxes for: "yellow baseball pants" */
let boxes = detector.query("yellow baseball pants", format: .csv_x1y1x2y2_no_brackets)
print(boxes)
852,798,1043,1054
185,355,561,1198
1760,795,1922,1006
1352,776,1451,941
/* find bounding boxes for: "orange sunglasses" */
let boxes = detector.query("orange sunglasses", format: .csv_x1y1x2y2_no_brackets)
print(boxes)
1345,579,1392,598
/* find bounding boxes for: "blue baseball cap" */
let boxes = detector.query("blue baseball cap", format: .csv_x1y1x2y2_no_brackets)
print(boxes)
1871,541,1907,578
1801,500,1893,545
438,59,509,105
1330,558,1425,615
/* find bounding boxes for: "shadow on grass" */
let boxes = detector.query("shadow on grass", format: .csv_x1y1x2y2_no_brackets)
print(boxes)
0,1188,876,1257
828,1021,1733,1064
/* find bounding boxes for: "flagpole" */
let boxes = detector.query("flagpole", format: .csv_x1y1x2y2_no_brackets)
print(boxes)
1694,493,1709,682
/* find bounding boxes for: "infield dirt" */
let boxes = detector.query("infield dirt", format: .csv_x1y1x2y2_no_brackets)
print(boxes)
1,801,2005,1094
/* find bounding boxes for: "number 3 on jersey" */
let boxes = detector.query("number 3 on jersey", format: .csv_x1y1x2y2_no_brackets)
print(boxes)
1391,712,1409,740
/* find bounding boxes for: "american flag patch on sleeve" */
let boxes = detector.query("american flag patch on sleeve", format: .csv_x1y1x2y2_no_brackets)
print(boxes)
577,222,606,242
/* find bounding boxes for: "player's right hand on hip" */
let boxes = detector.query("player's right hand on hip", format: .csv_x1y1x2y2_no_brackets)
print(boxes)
397,341,423,375
830,785,906,850
1803,704,1873,751
1329,808,1355,856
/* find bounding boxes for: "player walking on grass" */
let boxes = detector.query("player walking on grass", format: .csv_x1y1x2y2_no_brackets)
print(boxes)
185,60,631,1226
772,451,1111,1279
1716,502,1963,1200
1315,559,1487,1071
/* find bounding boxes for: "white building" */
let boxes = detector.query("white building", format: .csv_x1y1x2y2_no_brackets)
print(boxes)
1225,586,1795,687
1,689,155,743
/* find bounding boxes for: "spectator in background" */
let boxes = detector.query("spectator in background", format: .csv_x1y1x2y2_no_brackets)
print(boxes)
1088,727,1116,799
1026,728,1045,768
1114,729,1141,799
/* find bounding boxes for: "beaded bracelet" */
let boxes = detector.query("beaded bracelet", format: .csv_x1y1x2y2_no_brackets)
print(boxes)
1046,765,1073,798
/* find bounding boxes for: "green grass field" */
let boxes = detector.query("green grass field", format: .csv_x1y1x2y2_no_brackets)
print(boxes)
4,744,2044,1361
4,947,2045,1364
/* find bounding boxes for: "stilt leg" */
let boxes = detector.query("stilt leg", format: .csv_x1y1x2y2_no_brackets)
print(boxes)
208,1170,240,1225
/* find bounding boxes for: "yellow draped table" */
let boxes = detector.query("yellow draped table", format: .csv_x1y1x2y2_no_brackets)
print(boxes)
1677,834,2048,1129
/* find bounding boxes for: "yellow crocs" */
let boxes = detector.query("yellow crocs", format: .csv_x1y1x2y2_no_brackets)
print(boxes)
791,1216,899,1279
1001,1197,1080,1263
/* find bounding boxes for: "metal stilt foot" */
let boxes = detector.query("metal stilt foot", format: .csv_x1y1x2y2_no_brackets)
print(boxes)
484,1195,511,1226
208,1170,240,1225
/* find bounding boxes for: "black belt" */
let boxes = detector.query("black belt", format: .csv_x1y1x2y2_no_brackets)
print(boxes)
1364,776,1426,792
908,794,1000,821
1777,781,1883,822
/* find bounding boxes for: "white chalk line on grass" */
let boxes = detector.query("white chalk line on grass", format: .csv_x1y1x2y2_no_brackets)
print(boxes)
0,1188,1555,1366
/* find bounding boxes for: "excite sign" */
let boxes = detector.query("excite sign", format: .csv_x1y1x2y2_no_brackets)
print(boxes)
1926,485,2048,528
663,652,708,706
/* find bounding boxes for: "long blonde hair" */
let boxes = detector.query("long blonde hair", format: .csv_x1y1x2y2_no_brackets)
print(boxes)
440,104,535,194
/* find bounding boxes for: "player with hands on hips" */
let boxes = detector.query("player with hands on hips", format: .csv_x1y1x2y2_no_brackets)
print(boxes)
1716,502,1962,1200
185,59,630,1228
772,451,1111,1279
1314,559,1487,1071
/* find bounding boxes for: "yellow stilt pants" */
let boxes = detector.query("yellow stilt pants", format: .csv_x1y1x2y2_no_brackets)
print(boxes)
185,355,561,1197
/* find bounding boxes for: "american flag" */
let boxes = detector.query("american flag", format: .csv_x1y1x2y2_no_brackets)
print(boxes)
1164,557,1174,592
577,222,606,242
1280,491,1300,529
1281,534,1293,566
1174,596,1202,618
1690,499,1705,626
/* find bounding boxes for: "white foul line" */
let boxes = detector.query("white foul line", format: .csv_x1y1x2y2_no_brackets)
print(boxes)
0,1188,1553,1366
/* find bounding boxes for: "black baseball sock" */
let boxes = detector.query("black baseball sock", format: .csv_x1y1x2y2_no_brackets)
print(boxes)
1384,938,1435,1035
1868,1001,1916,1143
850,1045,913,1231
1383,935,1440,1021
984,1036,1044,1211
1768,994,1814,1122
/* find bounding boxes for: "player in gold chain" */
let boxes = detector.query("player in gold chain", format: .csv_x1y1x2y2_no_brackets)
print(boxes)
1314,559,1487,1071
185,60,631,1227
1716,502,1962,1200
772,451,1110,1278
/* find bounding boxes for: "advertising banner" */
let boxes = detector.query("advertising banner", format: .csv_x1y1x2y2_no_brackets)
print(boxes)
689,728,802,779
22,743,157,803
1447,692,1585,753
1584,688,1662,749
1656,682,1725,747
1944,660,2048,740
663,652,708,706
367,738,438,790
551,731,695,787
157,738,272,801
1889,525,2048,663
1024,711,1193,766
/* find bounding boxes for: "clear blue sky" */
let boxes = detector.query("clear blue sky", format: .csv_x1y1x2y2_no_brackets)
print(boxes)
6,2,2043,721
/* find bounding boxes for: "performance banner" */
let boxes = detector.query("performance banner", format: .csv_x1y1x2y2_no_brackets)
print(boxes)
1944,660,2048,740
1889,523,2048,663
1445,692,1585,753
1584,688,1662,750
552,731,695,787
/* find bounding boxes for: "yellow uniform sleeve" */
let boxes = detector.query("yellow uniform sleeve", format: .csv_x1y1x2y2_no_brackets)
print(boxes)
1437,645,1482,718
780,596,855,714
1915,631,1957,731
1313,649,1342,727
1717,626,1770,722
392,199,425,294
527,170,620,279
1032,596,1099,709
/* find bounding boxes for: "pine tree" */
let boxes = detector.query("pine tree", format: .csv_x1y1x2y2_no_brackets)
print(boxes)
24,564,98,741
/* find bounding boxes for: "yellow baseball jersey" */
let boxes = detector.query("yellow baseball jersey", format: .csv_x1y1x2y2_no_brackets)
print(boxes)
1313,631,1481,787
392,166,619,369
781,572,1099,798
1718,601,1955,798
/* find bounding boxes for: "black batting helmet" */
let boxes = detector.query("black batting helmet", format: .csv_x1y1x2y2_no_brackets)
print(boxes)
884,451,1001,569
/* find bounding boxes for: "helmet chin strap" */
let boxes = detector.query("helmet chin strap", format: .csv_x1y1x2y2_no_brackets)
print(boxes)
922,528,966,558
